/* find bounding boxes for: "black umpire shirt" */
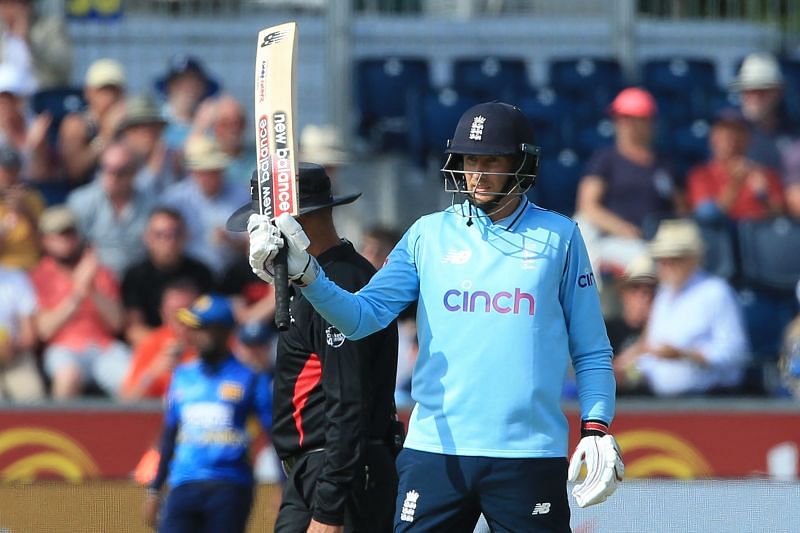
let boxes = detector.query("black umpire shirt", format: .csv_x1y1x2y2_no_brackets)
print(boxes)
272,240,399,523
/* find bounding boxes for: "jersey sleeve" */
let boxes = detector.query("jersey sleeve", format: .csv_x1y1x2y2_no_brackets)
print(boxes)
301,223,421,340
559,224,616,425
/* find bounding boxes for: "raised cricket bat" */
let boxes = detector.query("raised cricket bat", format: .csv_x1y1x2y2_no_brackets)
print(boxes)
254,22,299,331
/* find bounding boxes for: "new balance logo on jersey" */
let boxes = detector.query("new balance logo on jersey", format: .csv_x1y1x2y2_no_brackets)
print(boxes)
400,490,420,522
441,249,472,264
531,502,551,515
443,288,535,315
469,115,486,140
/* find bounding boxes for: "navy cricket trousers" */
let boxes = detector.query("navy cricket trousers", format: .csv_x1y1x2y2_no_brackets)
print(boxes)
159,481,254,533
394,449,571,532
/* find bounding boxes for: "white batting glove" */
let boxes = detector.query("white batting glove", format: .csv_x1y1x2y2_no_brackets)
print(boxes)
274,213,319,286
568,434,624,508
247,214,283,283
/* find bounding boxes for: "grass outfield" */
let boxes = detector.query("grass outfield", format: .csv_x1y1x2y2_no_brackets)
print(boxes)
0,481,281,532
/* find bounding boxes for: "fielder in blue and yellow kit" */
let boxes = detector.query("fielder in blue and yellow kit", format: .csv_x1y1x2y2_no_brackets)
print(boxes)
145,294,272,533
249,103,624,532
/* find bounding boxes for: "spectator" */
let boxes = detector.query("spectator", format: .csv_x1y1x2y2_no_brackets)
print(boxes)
121,207,215,347
0,264,45,401
779,280,800,398
0,0,72,90
119,279,199,402
607,254,657,394
58,58,126,186
117,94,182,195
143,294,270,533
67,141,153,276
159,134,248,277
31,205,129,400
0,144,44,270
687,108,784,221
359,224,400,270
732,53,800,218
154,54,219,152
298,124,350,178
193,94,254,188
576,87,685,275
0,63,50,183
615,219,749,396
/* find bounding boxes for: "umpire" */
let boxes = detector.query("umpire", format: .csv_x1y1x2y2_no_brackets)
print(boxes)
228,163,400,532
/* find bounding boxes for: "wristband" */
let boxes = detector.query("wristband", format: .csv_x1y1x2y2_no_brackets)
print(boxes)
581,419,609,438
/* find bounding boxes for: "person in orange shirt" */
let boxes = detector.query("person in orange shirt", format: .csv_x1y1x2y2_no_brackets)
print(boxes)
119,279,199,402
687,108,784,221
31,205,129,399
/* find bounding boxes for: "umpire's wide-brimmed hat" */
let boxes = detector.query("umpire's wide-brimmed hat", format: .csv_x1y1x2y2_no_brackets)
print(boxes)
226,162,360,231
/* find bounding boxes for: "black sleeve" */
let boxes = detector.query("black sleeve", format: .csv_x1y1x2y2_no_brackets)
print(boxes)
149,421,178,491
311,313,370,525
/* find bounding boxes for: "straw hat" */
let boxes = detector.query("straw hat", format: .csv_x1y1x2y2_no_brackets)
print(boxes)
648,219,705,259
118,94,167,132
622,254,657,284
85,58,126,89
184,135,229,171
731,53,783,91
39,206,78,235
299,124,350,166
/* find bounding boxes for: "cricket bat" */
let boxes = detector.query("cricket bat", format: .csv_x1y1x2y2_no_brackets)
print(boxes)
254,22,299,331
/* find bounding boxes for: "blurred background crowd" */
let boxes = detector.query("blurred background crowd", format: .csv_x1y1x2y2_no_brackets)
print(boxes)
0,0,799,408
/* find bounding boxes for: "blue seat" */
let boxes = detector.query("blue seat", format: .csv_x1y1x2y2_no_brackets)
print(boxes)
738,217,800,293
30,87,86,145
527,148,582,216
672,119,711,164
548,58,623,123
354,57,430,150
407,88,479,166
451,57,529,102
575,119,615,158
642,58,718,94
696,218,738,280
739,289,799,360
518,89,576,154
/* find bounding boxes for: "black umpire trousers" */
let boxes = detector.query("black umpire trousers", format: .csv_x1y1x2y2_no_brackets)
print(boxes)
274,444,397,533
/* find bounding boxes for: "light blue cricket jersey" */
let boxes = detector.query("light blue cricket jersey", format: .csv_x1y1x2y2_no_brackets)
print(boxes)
303,199,615,458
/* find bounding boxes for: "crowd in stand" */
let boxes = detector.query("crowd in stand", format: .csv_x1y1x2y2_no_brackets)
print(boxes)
0,0,799,404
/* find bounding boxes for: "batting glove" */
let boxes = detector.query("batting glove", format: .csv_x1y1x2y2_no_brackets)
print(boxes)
247,214,283,283
568,422,624,508
248,213,319,287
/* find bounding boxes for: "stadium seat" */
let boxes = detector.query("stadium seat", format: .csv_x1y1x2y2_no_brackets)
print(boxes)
548,57,623,123
696,218,738,280
672,119,711,164
407,88,479,167
518,88,576,154
739,288,799,360
354,57,430,150
575,118,615,158
30,87,86,145
737,217,800,292
527,148,582,216
451,57,529,102
642,58,718,94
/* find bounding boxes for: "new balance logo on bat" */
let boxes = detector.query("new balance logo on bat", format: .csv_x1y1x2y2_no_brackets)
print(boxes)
261,30,287,47
531,502,551,515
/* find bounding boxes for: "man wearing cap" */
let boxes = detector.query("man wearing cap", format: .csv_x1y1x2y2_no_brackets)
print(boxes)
687,107,784,221
576,87,686,276
229,163,399,532
117,93,182,195
31,205,130,399
248,103,622,530
144,294,272,533
160,134,248,277
58,58,127,185
615,219,749,397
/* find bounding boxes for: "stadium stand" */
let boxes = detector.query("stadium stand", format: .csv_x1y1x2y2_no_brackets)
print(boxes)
451,56,529,102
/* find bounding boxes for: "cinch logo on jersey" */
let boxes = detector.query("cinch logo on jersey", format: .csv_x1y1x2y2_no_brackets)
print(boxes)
443,287,535,315
578,271,596,288
400,490,420,522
